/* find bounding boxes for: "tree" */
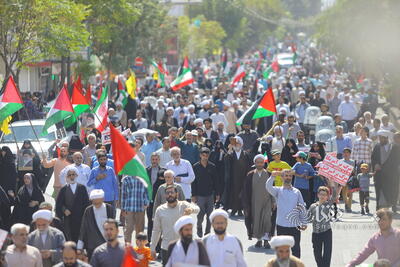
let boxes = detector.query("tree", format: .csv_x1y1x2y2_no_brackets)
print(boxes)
315,0,400,105
0,0,89,83
178,15,226,59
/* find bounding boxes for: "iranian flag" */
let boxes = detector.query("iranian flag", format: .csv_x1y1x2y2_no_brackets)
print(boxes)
41,85,74,136
117,78,128,107
0,76,24,123
110,123,152,198
93,86,108,132
230,64,245,87
263,66,273,80
151,60,166,87
64,82,90,128
170,56,194,91
85,84,92,105
236,88,277,125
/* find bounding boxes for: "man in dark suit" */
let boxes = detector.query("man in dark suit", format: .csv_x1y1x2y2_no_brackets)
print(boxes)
146,153,166,241
55,166,90,242
203,118,219,144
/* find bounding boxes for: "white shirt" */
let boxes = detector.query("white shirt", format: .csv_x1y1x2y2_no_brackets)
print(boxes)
165,159,195,199
93,204,108,238
60,163,91,189
271,137,285,152
204,233,247,267
156,148,172,168
338,101,358,120
210,113,228,130
69,183,77,194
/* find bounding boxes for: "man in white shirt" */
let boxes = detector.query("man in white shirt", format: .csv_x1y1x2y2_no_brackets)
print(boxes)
338,94,358,130
210,105,228,131
156,137,172,168
133,110,148,130
166,147,195,201
60,152,91,190
203,209,247,267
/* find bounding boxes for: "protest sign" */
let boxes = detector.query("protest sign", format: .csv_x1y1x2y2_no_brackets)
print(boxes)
317,152,354,185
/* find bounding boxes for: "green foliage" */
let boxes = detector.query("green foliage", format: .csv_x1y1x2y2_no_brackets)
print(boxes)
73,57,96,84
315,0,400,105
188,0,288,53
178,15,226,58
0,0,90,81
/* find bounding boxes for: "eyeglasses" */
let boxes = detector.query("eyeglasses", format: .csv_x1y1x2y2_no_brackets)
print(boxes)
165,191,175,195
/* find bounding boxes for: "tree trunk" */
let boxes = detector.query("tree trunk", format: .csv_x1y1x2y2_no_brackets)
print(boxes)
59,56,66,91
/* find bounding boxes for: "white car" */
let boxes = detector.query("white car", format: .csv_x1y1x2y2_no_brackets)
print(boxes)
0,119,68,158
277,53,294,68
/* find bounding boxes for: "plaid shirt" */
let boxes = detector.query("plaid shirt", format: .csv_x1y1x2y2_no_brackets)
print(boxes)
121,176,149,212
353,138,373,164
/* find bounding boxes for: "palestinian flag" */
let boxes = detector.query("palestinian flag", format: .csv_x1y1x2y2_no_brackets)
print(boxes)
93,86,108,132
75,75,83,93
125,70,137,99
151,60,166,87
110,123,152,198
41,85,74,136
230,64,245,87
85,84,92,105
263,66,273,80
170,56,194,91
236,88,277,126
117,78,128,107
0,76,24,123
271,58,280,72
64,82,90,128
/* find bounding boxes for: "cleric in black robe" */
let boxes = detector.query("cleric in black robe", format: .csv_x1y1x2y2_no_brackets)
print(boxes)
78,189,116,259
55,166,90,242
371,130,400,211
11,173,45,225
223,136,252,216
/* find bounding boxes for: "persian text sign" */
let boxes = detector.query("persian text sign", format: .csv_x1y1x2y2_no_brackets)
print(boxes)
317,152,353,185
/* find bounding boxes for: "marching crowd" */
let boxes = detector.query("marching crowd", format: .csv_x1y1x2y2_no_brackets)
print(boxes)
0,37,400,267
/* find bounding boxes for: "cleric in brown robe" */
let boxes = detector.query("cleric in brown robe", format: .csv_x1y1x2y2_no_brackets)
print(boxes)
223,136,252,216
243,154,274,247
55,166,90,242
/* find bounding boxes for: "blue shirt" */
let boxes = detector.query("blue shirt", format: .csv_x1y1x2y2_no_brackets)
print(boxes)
141,140,162,167
88,166,119,201
336,136,352,156
176,139,200,165
121,176,149,212
266,176,305,227
292,162,316,189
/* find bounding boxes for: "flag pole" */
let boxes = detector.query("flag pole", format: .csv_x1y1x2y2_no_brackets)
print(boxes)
23,109,45,156
8,120,20,151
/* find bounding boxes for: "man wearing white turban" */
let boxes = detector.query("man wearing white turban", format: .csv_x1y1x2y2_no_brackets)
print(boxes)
371,130,400,211
203,209,247,267
77,189,116,259
243,154,274,247
265,235,305,267
165,216,210,267
28,210,66,267
223,136,252,216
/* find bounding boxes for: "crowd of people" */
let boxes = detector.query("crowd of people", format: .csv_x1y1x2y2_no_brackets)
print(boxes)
0,37,400,267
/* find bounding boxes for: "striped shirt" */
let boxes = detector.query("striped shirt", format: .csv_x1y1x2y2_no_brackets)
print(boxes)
352,138,373,164
121,176,149,212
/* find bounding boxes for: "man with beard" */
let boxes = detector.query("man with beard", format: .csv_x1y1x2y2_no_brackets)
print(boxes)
28,210,66,267
60,152,91,190
150,185,200,265
90,219,125,267
42,146,72,198
203,209,247,267
77,190,116,260
165,216,210,267
238,123,259,154
265,236,305,267
224,136,252,216
87,153,119,207
243,154,274,247
56,166,90,242
371,130,400,212
266,170,306,258
203,118,219,144
54,241,91,267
